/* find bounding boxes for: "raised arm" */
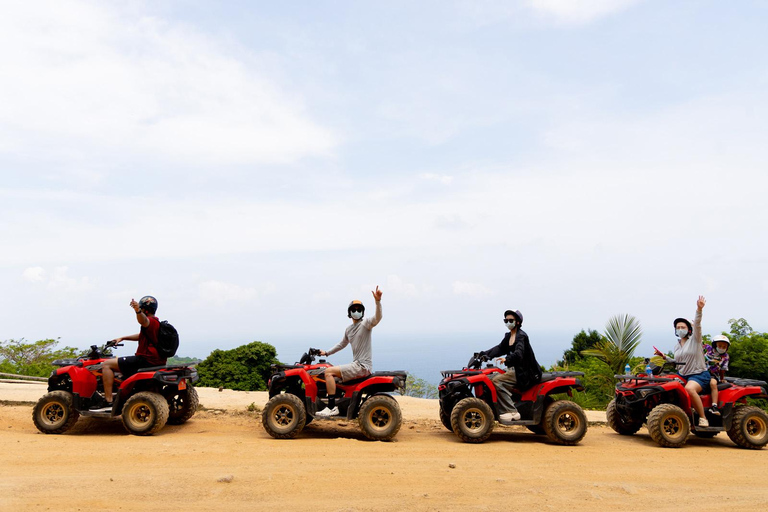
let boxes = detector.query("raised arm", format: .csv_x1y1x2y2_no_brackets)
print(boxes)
692,295,705,344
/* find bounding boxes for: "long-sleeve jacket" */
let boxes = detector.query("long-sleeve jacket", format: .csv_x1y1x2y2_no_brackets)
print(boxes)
485,328,542,390
672,308,707,377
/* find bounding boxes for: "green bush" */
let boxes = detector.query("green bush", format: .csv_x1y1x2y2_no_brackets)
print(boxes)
196,341,279,391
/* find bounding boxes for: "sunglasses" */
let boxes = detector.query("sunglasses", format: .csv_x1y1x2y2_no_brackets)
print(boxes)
350,307,364,312
504,319,516,323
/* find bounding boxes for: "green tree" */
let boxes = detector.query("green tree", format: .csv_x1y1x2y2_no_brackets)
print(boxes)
399,374,438,399
559,329,602,365
581,314,643,375
726,319,768,382
196,341,279,391
167,355,201,365
0,338,78,377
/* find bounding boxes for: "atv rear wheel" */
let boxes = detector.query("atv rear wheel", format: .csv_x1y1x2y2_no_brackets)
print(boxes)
358,394,402,441
647,403,689,448
32,391,79,434
164,385,199,425
262,393,306,439
727,405,768,449
606,399,643,436
450,397,494,443
543,400,587,445
121,392,169,436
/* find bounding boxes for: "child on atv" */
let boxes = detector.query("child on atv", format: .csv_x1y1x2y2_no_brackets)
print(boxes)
704,334,731,416
317,286,383,417
93,296,166,411
481,309,542,422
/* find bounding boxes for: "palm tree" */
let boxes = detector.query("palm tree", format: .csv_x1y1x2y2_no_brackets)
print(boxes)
580,314,643,374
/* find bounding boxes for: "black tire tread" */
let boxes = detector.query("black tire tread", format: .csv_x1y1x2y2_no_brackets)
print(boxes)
261,393,306,439
543,400,588,445
32,391,80,435
165,386,199,425
727,405,768,450
606,399,643,436
647,403,689,448
121,392,169,436
449,397,494,443
358,394,402,441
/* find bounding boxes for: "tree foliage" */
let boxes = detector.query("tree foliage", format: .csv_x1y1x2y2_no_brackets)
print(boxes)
399,374,438,399
195,341,279,391
726,319,768,382
559,329,602,365
0,338,79,377
581,314,643,374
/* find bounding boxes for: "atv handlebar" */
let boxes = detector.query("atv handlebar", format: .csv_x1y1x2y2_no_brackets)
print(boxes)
299,347,323,365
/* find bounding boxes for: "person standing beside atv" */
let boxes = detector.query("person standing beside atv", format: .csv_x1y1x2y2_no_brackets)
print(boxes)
704,334,731,415
316,286,383,417
482,309,542,422
94,296,167,411
654,295,711,427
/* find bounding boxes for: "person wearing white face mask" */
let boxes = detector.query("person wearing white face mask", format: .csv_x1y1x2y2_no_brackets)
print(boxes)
481,309,542,422
317,286,383,417
654,295,711,427
703,334,731,416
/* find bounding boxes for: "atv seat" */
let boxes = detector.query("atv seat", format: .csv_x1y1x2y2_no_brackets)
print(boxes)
699,382,732,396
342,371,408,386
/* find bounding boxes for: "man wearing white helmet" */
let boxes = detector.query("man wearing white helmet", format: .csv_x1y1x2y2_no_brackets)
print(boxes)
317,286,383,417
704,334,731,415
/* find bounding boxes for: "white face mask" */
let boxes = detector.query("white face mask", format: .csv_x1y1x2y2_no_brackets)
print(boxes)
505,320,516,330
350,311,363,320
676,328,688,339
716,347,727,354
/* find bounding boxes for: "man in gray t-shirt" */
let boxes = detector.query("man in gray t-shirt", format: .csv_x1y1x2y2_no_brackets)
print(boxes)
317,286,383,417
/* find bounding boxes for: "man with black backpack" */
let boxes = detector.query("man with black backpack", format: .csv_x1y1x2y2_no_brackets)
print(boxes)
92,296,167,411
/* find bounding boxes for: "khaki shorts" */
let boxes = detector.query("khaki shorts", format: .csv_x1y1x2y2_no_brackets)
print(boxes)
338,361,371,382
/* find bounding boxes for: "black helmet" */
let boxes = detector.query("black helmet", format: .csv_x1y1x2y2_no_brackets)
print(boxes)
504,309,523,326
673,317,692,333
139,296,158,314
348,300,365,318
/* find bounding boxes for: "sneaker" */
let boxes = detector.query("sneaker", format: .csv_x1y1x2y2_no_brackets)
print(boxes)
499,411,521,422
89,403,112,413
698,417,709,428
316,406,339,417
709,405,721,416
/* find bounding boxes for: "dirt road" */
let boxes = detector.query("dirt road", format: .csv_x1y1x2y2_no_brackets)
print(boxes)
1,396,767,512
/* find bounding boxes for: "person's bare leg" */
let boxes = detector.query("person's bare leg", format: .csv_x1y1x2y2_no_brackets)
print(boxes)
686,381,706,420
102,359,120,403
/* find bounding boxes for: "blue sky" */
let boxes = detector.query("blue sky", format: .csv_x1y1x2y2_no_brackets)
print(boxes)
2,1,767,370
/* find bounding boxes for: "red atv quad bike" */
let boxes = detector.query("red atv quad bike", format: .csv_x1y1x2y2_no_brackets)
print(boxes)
438,352,588,444
607,358,768,449
262,348,407,441
32,342,199,436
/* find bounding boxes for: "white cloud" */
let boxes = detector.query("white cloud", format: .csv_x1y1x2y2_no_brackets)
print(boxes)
526,0,642,24
0,1,336,167
47,267,94,291
452,281,493,298
22,267,46,283
386,274,419,297
198,280,257,303
421,173,454,185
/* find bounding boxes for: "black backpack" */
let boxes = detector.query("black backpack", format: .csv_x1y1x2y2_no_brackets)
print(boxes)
156,320,179,358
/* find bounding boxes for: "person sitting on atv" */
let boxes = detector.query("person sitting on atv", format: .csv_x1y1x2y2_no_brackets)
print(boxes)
654,295,712,427
481,309,542,422
316,286,383,417
703,334,731,416
92,296,167,411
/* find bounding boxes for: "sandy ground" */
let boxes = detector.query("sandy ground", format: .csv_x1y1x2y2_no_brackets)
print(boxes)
2,383,767,511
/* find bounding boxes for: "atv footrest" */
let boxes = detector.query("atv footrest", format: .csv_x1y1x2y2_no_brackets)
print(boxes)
498,419,537,427
693,425,723,433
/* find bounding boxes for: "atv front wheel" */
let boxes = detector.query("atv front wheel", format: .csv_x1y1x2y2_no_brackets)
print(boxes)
262,393,306,439
439,405,453,431
32,391,79,434
359,394,402,441
450,397,494,443
647,403,689,448
121,392,169,436
543,400,587,445
727,405,768,449
606,399,643,436
163,385,199,425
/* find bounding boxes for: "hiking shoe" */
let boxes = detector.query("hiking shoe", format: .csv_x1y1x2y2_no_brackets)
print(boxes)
698,417,709,427
709,405,721,416
316,406,339,417
499,411,521,422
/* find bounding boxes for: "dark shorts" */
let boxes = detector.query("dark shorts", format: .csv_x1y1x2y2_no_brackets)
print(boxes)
118,355,153,377
683,370,712,390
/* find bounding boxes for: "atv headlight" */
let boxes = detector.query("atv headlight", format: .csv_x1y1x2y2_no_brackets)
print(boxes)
635,388,656,399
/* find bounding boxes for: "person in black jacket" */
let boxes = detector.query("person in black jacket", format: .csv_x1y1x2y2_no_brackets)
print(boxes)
482,309,542,422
